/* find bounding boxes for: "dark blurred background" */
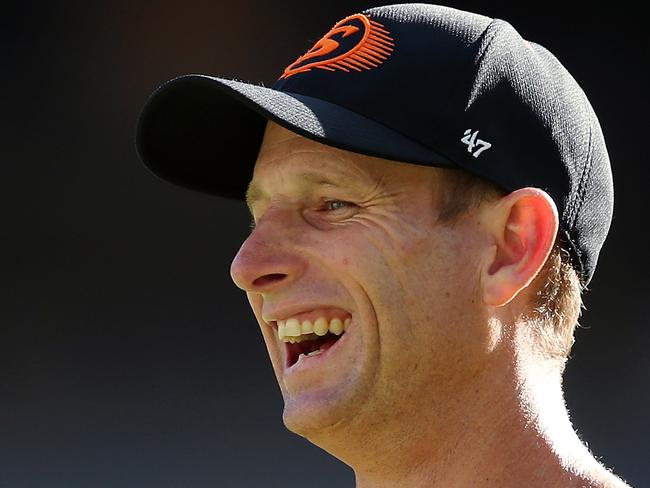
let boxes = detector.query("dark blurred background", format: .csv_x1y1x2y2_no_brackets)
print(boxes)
1,1,647,487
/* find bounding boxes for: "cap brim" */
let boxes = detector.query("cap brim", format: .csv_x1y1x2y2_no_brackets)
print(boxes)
136,74,455,200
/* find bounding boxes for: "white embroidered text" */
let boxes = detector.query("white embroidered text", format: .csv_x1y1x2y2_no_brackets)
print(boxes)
461,129,492,158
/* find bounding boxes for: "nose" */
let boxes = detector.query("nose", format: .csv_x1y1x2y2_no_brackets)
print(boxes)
230,209,306,293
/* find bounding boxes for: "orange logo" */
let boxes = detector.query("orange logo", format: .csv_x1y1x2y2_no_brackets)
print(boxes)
280,14,395,79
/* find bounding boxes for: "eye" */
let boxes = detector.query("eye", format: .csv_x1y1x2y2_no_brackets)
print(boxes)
322,200,356,212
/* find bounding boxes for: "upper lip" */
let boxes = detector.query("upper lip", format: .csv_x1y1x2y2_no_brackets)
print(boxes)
262,303,349,324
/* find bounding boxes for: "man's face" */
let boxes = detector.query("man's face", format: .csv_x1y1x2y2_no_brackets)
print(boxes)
230,122,494,443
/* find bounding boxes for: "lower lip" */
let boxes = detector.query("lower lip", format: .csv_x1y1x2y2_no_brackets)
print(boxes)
284,328,350,374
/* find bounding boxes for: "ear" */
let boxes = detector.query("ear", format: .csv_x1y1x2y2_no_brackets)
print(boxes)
481,188,559,307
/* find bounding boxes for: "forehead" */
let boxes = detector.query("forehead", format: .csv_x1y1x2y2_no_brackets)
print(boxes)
246,122,435,210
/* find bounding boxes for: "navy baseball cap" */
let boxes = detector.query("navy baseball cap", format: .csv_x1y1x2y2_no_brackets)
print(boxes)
136,3,613,285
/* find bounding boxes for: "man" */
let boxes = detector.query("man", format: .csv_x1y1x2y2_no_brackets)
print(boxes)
136,4,629,487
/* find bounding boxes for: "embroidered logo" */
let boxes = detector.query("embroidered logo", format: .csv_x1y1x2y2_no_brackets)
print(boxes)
461,129,492,158
280,13,395,79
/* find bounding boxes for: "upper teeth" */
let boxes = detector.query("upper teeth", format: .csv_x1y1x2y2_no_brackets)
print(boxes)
277,317,350,343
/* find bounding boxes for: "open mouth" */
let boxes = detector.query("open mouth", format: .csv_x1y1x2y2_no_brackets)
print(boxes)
286,332,344,367
275,316,350,368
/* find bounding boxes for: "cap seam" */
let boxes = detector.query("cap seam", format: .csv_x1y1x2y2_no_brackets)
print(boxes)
465,18,502,109
566,118,594,231
476,19,502,65
563,119,594,283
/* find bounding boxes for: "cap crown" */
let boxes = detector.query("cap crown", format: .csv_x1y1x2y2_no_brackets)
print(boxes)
273,4,613,284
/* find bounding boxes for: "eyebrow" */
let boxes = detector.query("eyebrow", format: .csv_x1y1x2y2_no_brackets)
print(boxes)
245,172,350,212
245,182,264,212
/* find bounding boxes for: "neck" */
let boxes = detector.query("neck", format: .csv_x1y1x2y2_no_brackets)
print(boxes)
314,325,621,487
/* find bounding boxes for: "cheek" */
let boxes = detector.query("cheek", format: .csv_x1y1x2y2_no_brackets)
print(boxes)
370,226,484,355
405,230,483,323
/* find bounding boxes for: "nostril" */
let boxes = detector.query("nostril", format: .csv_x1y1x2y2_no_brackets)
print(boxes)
252,273,287,288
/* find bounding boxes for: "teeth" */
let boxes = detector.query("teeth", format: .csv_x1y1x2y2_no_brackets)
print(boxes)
276,316,351,341
297,349,324,362
314,317,329,336
330,318,343,335
285,318,301,336
301,320,313,334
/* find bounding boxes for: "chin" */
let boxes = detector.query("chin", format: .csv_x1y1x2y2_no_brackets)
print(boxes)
280,373,372,443
282,385,349,435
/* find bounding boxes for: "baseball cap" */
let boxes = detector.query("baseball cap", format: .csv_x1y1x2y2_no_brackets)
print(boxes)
135,3,613,285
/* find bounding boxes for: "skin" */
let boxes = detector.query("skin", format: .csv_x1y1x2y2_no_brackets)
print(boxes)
230,121,630,488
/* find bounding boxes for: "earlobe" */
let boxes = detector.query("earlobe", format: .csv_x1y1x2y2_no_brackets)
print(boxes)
482,188,559,307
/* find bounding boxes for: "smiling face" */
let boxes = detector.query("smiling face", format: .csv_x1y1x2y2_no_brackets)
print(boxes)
230,122,496,450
